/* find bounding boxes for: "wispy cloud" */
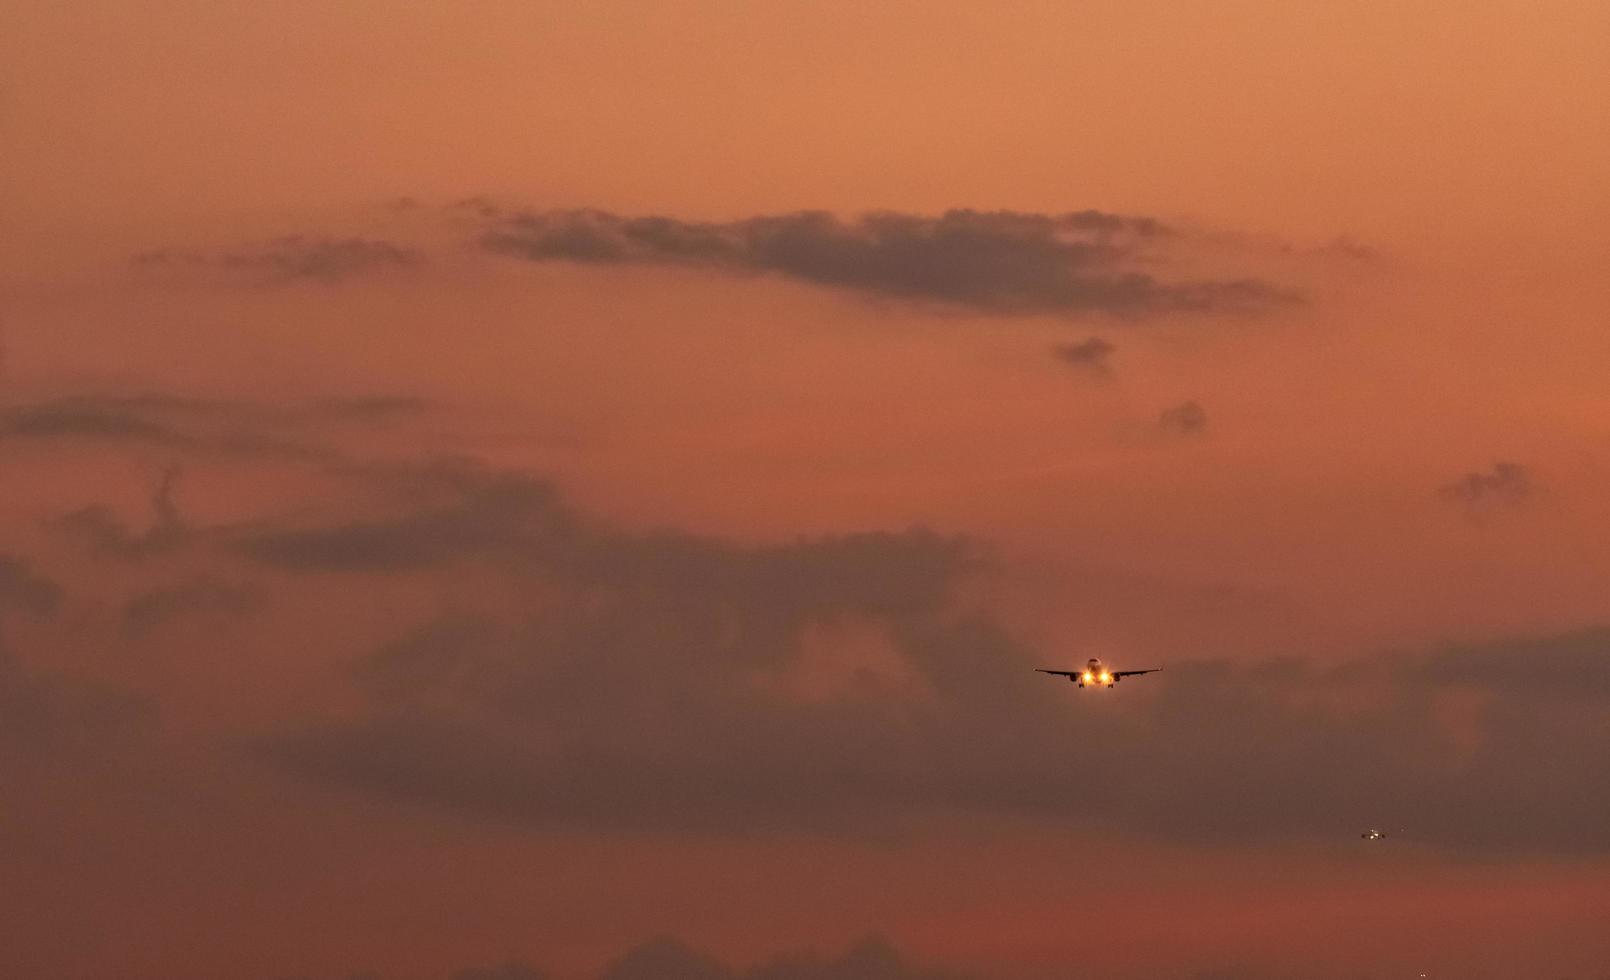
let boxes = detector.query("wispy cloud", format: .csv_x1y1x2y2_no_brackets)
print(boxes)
133,235,421,284
1438,462,1532,507
1158,400,1208,436
1051,336,1116,375
1,393,426,464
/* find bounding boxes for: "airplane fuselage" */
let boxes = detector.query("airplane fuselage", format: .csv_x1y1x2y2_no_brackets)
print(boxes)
1077,658,1115,686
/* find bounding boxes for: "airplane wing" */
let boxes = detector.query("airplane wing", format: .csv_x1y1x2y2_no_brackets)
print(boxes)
1035,669,1081,678
1112,668,1161,678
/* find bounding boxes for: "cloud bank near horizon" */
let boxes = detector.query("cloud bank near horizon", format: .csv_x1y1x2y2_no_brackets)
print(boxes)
4,390,1605,855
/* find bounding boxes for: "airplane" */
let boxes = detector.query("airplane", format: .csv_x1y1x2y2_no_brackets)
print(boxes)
1036,658,1160,688
1361,829,1388,841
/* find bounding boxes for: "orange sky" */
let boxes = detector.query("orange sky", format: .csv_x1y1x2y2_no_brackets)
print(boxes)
4,3,1610,978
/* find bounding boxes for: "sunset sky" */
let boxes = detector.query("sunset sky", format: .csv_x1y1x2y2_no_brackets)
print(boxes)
5,3,1610,978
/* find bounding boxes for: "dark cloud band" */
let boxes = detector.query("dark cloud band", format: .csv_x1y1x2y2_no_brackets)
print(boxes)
226,462,1610,854
480,208,1298,317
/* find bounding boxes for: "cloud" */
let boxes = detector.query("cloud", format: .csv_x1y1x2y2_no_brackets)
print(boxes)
121,575,261,638
133,235,421,284
17,391,1604,855
5,392,429,427
0,394,364,462
229,458,1610,853
1051,337,1116,375
244,466,978,834
1158,400,1208,436
21,394,442,566
0,401,195,447
231,468,566,572
1437,462,1532,507
479,209,1298,317
231,463,971,615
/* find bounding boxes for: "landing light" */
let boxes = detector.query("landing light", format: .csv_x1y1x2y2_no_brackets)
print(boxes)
1100,672,1112,683
1083,672,1095,683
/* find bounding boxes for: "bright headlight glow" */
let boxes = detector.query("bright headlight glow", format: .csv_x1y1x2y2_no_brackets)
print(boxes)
1100,672,1112,683
1083,672,1095,683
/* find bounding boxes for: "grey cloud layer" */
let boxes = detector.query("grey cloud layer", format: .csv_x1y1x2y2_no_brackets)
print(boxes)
22,393,1599,854
479,209,1298,317
226,463,1610,853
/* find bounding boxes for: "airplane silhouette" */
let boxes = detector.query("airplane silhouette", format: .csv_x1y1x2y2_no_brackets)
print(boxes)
1036,657,1160,688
